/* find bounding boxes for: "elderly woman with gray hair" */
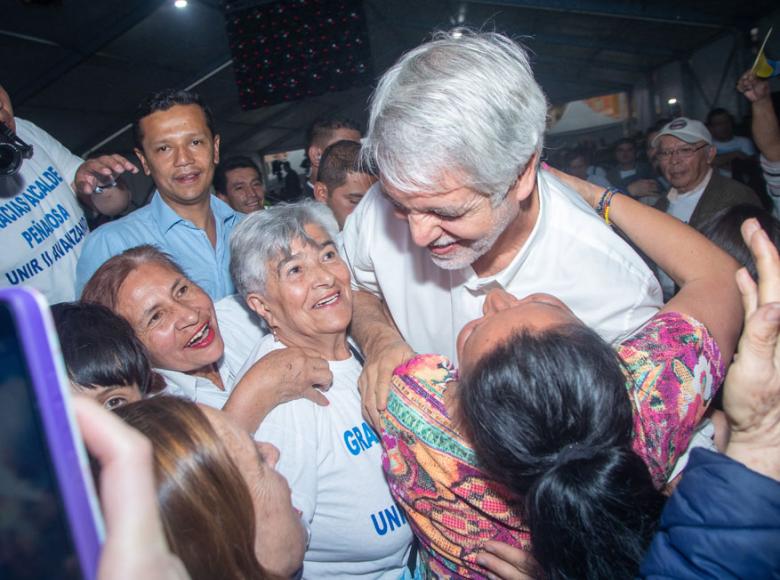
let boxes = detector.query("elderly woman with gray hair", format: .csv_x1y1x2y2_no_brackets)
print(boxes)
230,200,415,579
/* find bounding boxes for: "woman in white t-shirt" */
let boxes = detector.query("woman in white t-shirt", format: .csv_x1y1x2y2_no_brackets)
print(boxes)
230,200,415,579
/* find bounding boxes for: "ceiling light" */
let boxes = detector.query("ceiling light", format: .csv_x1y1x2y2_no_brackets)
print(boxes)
667,97,678,105
174,0,187,8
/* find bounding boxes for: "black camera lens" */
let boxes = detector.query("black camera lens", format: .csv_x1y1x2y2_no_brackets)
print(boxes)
0,142,22,176
0,123,33,176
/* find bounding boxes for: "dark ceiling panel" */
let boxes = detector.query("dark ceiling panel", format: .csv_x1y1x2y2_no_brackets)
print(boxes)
1,0,777,159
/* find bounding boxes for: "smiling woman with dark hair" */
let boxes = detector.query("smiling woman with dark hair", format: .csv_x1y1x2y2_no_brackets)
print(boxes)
80,244,332,436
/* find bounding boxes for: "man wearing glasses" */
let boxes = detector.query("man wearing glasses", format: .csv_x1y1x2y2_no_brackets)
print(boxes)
652,118,760,229
652,117,761,297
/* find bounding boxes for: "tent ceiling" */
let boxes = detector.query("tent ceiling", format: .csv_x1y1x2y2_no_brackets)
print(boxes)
1,0,775,161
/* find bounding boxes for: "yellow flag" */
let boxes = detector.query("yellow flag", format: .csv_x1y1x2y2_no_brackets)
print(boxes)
752,27,777,79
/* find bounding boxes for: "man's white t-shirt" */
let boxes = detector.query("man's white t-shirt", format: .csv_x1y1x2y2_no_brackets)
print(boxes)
761,155,780,219
658,170,713,298
0,118,86,303
237,336,412,579
342,168,662,362
715,136,756,178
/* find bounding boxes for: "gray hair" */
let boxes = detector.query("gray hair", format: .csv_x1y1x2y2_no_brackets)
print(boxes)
363,30,548,203
229,200,340,298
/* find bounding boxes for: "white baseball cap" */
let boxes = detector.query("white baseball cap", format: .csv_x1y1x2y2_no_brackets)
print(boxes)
651,117,713,147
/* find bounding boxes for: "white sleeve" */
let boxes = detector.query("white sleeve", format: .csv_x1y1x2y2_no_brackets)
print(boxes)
254,401,320,525
738,136,757,157
215,295,267,374
21,119,84,186
341,182,382,297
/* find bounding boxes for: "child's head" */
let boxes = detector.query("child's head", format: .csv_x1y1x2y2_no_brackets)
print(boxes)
51,302,155,409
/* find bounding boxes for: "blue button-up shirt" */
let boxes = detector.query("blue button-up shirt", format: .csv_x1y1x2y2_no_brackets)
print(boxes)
75,192,240,300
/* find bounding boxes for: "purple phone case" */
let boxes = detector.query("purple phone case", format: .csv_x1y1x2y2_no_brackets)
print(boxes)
0,287,103,579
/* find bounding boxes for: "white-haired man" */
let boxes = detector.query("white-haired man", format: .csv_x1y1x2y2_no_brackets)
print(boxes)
342,31,664,425
651,117,761,298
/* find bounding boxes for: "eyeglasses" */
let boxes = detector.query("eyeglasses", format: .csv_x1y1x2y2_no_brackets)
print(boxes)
656,143,708,160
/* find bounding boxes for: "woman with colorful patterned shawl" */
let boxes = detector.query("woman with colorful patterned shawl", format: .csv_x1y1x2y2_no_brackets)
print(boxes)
379,170,742,580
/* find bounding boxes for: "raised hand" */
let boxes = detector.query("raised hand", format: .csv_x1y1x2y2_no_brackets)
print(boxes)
723,218,780,481
74,154,138,196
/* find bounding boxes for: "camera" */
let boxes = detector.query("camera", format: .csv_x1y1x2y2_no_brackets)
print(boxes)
0,122,33,176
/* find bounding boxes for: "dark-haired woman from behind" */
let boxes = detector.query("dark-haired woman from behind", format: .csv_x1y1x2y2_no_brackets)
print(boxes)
115,396,306,579
380,168,742,579
51,301,162,409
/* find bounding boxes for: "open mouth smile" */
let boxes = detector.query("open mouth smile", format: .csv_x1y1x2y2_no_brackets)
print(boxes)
186,321,215,348
313,292,341,308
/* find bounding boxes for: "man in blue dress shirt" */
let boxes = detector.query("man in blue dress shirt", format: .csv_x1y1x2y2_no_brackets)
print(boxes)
76,89,239,300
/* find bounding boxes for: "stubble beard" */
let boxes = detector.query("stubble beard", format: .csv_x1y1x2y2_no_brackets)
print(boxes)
429,196,518,271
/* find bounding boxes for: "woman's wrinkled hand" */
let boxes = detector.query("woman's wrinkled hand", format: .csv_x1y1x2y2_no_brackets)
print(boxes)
248,346,334,407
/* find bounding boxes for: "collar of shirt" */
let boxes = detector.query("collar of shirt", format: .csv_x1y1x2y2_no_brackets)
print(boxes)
150,191,239,234
156,355,236,404
667,169,713,204
462,168,546,294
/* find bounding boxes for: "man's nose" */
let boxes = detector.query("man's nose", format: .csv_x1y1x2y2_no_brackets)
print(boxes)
174,146,194,166
407,213,442,248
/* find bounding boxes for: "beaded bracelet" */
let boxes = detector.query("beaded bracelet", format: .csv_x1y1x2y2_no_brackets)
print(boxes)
595,187,620,225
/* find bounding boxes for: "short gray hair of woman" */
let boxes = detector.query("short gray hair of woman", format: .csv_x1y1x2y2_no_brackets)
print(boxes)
363,30,548,205
229,200,340,299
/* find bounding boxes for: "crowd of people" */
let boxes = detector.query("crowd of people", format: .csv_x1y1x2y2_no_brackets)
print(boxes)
2,28,780,579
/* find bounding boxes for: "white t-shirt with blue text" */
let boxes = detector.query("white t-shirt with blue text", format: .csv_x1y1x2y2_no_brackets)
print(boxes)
0,118,86,303
237,335,412,579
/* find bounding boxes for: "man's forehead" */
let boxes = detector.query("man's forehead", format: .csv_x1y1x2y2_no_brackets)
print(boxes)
227,166,260,182
140,104,210,135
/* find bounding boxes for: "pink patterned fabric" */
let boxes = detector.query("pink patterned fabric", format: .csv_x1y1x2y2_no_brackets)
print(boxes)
380,311,724,578
620,311,725,488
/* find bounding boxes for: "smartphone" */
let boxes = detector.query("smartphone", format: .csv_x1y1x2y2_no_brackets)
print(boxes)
0,287,104,579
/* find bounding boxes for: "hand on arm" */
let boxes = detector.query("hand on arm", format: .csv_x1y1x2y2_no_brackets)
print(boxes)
626,178,660,198
737,69,780,162
712,151,749,168
546,164,742,361
476,541,540,580
74,397,189,580
74,154,138,213
350,290,415,430
223,347,333,434
723,219,780,481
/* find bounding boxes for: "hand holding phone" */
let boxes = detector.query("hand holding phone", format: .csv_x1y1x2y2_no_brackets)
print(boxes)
0,287,102,579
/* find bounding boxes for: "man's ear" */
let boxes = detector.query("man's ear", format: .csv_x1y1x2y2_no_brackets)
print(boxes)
134,148,151,176
213,133,221,165
313,181,329,203
246,293,276,328
308,144,323,170
509,152,540,202
215,191,228,204
705,144,717,165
